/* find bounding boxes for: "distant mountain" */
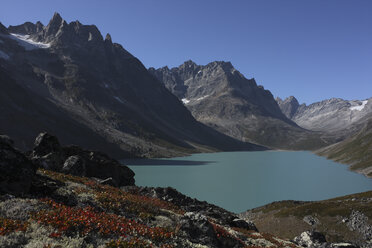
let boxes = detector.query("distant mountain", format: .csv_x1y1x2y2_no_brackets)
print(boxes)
149,61,327,150
0,13,262,158
277,96,372,133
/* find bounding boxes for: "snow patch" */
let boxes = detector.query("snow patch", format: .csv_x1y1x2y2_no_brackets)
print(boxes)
103,82,109,88
9,33,51,50
196,95,210,101
350,100,368,111
181,98,190,104
0,50,9,60
114,96,125,104
88,32,93,41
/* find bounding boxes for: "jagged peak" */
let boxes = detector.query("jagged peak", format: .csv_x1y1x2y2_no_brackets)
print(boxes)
105,33,112,43
50,12,63,24
0,22,9,34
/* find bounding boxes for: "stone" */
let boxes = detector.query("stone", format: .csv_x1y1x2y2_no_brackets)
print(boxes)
303,215,320,226
293,231,327,247
32,132,61,157
231,218,258,232
0,136,35,195
62,155,86,176
179,212,217,246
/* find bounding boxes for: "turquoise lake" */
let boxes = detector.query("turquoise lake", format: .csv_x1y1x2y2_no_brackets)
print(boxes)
123,151,372,213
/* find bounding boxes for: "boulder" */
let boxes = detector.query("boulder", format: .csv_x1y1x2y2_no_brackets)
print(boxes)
179,212,218,246
84,151,134,186
62,155,86,176
32,132,61,156
231,218,258,232
293,231,327,247
0,136,35,195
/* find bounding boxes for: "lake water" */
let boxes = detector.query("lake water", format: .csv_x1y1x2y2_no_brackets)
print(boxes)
123,151,372,213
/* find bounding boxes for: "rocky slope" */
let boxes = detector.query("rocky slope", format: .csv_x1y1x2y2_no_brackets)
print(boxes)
149,61,327,150
317,116,372,177
240,191,372,247
0,13,262,159
276,96,372,133
0,132,307,248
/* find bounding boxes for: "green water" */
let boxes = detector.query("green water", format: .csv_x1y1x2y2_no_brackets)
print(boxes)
123,151,372,213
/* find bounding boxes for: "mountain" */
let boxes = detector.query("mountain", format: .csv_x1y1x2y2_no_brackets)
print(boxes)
317,116,372,177
0,13,262,158
277,96,372,133
149,61,328,150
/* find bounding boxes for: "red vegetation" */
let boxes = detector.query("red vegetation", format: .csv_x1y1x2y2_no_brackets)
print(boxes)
0,217,28,235
33,199,174,244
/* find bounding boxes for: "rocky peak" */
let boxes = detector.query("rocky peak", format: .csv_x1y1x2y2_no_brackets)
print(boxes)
105,33,112,43
0,22,9,34
45,12,64,37
276,96,300,119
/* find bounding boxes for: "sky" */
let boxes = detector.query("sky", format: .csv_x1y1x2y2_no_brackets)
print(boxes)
1,0,371,104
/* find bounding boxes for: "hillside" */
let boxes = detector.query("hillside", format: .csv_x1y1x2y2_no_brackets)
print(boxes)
317,117,372,177
240,191,372,247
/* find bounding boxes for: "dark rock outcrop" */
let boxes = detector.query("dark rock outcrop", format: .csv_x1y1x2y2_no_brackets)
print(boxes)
0,135,35,195
30,132,135,186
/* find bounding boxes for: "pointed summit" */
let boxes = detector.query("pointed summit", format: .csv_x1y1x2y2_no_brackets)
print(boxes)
50,12,63,23
0,22,9,34
105,33,112,43
45,12,64,37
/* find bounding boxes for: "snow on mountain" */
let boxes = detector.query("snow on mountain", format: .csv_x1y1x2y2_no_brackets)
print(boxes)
9,33,51,50
350,100,368,111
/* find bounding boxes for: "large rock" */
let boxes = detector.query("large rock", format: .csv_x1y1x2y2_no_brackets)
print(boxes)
293,231,326,247
32,132,62,156
179,212,218,246
0,136,35,195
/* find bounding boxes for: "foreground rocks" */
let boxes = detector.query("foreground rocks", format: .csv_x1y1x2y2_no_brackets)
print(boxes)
0,135,35,196
29,132,135,187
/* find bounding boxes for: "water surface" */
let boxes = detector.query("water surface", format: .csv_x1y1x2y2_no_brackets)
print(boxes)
123,151,372,213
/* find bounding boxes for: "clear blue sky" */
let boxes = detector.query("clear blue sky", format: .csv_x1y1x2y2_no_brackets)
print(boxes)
1,0,371,104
